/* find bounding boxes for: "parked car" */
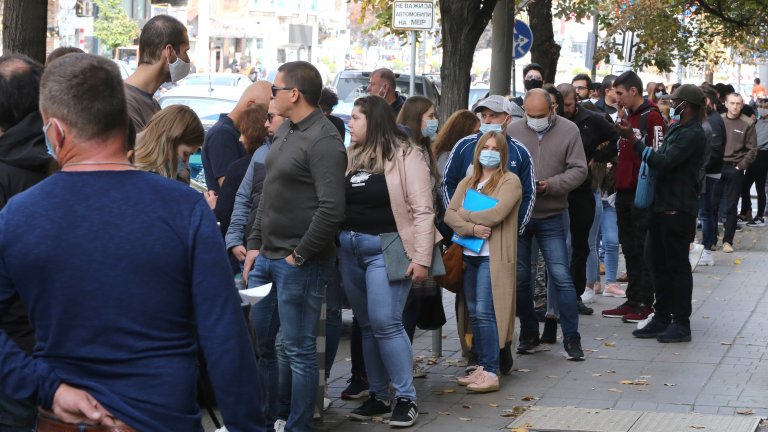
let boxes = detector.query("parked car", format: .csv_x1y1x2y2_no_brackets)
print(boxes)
177,73,252,89
112,59,132,80
468,84,525,110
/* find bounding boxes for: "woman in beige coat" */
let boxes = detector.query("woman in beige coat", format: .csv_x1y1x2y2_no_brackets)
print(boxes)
444,131,522,393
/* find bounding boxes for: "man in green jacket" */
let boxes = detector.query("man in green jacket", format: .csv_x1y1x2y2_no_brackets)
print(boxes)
616,84,706,343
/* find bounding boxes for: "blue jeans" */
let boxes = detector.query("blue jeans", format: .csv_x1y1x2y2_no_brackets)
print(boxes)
699,177,719,250
249,282,280,427
517,213,580,339
463,256,499,374
338,231,416,400
545,211,570,317
248,254,331,432
600,200,620,283
586,190,603,284
324,262,343,379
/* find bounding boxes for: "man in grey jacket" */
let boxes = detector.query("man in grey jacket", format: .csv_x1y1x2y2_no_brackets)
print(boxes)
507,89,588,361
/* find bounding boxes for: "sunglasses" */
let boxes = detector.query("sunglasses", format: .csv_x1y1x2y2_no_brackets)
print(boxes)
271,85,298,97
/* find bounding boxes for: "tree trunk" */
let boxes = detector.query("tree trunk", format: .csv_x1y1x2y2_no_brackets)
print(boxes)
439,0,497,125
490,0,514,96
2,0,47,64
527,0,560,84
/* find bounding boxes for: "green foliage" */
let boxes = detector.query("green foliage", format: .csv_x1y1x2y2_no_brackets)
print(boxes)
93,0,138,51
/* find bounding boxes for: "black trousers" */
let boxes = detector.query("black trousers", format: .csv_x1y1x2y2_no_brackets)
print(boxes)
568,187,596,296
714,164,744,244
615,190,654,306
741,150,768,218
646,212,696,325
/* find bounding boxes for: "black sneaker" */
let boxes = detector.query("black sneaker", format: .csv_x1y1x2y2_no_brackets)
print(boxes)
563,334,585,361
341,375,370,400
540,317,558,344
747,217,765,227
516,329,540,354
657,322,692,343
499,341,514,375
632,317,670,339
577,300,594,315
389,397,418,428
349,396,391,420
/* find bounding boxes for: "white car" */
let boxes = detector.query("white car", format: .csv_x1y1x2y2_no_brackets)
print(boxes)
177,73,252,89
158,85,245,131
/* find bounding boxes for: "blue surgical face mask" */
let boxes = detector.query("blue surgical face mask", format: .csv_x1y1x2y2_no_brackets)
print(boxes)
479,123,503,134
421,119,438,138
670,101,685,121
478,149,501,168
42,120,58,161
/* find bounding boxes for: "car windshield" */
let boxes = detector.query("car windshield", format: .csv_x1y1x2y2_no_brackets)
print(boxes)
159,97,237,119
335,76,425,103
180,76,240,87
468,88,490,109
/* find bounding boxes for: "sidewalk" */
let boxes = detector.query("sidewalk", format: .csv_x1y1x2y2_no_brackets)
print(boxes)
205,223,768,431
320,223,768,431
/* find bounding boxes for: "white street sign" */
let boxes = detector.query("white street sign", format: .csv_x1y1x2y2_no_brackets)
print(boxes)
392,1,434,31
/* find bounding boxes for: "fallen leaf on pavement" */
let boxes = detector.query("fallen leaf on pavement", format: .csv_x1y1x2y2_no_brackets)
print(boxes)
736,409,754,415
734,259,742,265
592,373,602,377
605,370,616,373
664,383,677,386
437,411,450,415
459,417,472,421
435,388,456,395
594,337,606,341
546,375,558,378
608,388,623,393
516,368,532,372
508,428,529,432
521,395,539,401
720,342,733,346
690,426,705,429
489,403,499,408
604,341,616,347
462,404,472,409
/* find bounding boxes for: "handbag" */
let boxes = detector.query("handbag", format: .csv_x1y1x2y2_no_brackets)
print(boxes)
434,243,465,293
634,146,655,209
380,232,445,282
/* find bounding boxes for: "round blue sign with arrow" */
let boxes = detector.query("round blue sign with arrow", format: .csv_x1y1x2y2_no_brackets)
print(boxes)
513,19,533,60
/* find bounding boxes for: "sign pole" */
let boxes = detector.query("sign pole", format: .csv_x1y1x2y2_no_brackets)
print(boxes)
410,31,417,96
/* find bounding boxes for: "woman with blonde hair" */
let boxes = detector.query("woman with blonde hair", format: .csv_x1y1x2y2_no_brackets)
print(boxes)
134,104,204,183
340,95,440,427
444,131,522,393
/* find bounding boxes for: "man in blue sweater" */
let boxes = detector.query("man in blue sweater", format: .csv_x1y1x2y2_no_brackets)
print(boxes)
0,53,264,431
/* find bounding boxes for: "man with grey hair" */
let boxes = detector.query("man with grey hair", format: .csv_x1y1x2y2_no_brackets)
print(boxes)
508,88,588,361
367,68,406,115
0,53,264,431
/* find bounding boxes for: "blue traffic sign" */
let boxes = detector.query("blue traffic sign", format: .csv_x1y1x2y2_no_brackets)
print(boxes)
513,19,533,60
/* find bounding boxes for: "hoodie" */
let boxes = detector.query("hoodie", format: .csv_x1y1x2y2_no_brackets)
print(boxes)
0,110,52,354
0,111,52,208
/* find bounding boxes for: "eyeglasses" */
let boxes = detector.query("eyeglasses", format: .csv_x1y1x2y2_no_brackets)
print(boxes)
574,86,588,92
271,85,297,97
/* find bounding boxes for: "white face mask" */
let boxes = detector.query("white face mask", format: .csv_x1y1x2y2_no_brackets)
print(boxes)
168,48,190,83
526,115,550,133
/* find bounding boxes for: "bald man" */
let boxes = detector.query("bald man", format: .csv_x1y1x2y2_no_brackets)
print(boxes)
202,80,272,193
507,88,589,361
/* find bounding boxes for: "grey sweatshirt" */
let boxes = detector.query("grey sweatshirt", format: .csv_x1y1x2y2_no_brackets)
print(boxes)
247,109,347,260
225,141,271,251
507,116,588,219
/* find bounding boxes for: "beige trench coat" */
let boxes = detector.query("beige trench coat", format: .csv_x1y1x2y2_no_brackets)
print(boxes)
444,172,522,347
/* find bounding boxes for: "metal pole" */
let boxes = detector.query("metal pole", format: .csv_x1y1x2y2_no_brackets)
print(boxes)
590,10,599,81
512,60,517,96
410,31,416,96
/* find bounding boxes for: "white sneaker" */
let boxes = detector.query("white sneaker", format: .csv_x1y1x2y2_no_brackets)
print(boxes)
274,419,286,432
699,250,715,266
215,428,228,432
689,243,704,272
581,288,596,304
636,312,655,330
324,397,332,411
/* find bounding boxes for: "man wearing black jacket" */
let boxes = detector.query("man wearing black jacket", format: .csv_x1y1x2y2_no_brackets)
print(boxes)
0,54,54,431
558,84,620,317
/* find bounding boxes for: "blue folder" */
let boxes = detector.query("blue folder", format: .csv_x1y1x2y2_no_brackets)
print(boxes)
451,188,499,253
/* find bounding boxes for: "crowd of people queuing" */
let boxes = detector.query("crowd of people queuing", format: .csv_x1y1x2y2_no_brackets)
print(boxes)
1,13,767,432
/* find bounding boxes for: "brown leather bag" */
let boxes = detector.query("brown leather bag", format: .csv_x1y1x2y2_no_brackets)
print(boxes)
434,243,465,293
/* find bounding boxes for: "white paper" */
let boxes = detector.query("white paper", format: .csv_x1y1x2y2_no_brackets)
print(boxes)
239,283,273,305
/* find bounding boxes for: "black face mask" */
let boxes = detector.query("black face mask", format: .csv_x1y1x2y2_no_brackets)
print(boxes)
524,78,543,91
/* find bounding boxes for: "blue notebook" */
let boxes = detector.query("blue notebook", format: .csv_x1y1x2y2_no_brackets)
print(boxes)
451,188,499,253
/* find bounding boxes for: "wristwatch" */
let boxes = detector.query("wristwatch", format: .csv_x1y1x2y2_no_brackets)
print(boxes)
291,251,306,266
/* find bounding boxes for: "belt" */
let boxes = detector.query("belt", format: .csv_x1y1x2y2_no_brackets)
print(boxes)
36,413,137,432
